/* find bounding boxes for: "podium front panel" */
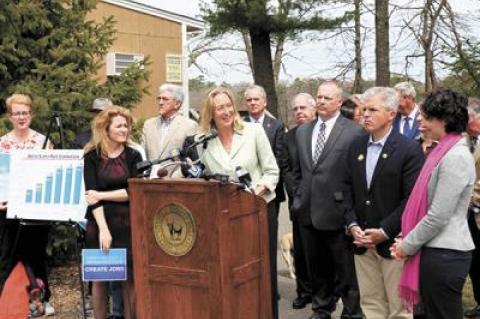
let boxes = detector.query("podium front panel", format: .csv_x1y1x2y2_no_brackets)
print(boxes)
129,179,272,319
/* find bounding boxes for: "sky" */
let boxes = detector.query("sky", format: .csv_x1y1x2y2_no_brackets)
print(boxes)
136,0,480,85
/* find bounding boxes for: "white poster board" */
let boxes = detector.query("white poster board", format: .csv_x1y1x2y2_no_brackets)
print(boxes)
7,149,87,222
0,152,9,202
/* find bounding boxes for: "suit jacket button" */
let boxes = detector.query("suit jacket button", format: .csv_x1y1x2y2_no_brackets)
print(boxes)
365,200,371,206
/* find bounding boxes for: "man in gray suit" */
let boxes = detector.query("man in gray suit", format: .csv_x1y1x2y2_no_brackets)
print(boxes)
143,83,197,176
292,81,363,319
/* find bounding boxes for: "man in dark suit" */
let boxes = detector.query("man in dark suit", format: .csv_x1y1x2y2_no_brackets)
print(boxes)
291,81,363,319
284,93,316,310
345,87,424,319
244,84,289,319
393,81,420,140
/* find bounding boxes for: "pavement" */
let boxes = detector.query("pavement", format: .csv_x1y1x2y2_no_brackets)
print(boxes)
277,202,343,319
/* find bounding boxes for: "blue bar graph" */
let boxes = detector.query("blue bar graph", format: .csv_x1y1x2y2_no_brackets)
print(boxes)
24,165,84,206
64,166,73,204
44,174,52,203
54,167,63,204
35,183,42,204
26,189,33,203
73,166,83,204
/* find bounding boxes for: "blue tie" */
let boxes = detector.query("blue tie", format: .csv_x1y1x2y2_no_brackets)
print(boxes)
403,117,411,137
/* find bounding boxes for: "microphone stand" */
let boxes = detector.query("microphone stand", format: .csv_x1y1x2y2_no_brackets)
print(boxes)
43,111,66,149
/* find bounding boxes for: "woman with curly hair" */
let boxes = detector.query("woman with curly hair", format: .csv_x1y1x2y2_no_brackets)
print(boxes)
391,89,475,319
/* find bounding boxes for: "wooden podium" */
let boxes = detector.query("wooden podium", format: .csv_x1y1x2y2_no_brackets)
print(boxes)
128,178,273,319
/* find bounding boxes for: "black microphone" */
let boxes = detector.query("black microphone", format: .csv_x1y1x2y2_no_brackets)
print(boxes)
181,161,205,178
187,130,218,151
136,148,184,173
235,166,254,192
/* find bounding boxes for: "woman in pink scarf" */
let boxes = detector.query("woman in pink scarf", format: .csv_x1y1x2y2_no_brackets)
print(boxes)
391,89,475,319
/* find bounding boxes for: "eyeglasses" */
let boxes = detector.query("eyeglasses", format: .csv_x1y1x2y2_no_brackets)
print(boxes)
156,96,173,102
10,111,31,118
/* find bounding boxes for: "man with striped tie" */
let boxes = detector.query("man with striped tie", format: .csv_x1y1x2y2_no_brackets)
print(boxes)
291,81,363,319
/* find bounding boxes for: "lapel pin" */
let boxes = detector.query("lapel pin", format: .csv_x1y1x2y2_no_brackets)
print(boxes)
382,153,388,159
357,154,364,161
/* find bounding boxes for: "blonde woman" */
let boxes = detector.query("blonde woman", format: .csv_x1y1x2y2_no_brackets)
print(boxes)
83,106,142,319
0,93,54,315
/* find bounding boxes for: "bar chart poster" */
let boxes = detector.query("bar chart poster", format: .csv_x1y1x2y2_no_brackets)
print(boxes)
7,149,87,221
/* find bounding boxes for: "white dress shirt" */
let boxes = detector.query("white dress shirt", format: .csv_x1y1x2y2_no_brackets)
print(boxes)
311,112,340,160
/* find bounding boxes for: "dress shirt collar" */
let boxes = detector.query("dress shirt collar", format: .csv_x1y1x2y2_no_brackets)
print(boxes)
315,111,340,131
368,127,393,147
249,112,265,125
159,112,177,125
401,105,418,121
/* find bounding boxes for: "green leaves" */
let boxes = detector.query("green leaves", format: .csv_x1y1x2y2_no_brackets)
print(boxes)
0,0,148,147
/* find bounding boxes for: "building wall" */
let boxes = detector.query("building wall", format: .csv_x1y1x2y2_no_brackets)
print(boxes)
88,2,183,120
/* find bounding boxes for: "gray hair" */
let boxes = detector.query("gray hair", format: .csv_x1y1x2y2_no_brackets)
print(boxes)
159,83,184,106
292,93,316,108
362,87,399,112
244,84,267,100
394,81,416,99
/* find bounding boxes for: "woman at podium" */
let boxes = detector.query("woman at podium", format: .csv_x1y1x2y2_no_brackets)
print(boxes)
83,106,142,319
0,93,55,315
197,86,279,201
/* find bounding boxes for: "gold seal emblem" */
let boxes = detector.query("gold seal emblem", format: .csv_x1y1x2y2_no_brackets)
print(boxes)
153,203,196,257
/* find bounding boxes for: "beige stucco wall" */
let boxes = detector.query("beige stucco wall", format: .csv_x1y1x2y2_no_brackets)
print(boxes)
88,2,183,120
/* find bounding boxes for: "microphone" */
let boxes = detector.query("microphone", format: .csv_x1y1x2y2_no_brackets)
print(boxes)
136,148,184,173
186,130,218,151
235,166,254,192
157,168,169,178
181,161,205,178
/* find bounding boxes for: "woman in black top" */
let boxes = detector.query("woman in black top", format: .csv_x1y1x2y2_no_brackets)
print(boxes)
84,106,141,319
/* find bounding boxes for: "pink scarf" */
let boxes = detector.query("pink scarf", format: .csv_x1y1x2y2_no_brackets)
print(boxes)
399,133,462,310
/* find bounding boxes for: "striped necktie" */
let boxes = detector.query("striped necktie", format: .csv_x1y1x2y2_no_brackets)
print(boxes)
313,122,326,164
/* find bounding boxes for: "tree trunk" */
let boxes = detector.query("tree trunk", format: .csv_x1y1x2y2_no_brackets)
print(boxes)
241,31,255,79
249,27,279,119
353,0,363,93
375,0,390,86
273,33,286,85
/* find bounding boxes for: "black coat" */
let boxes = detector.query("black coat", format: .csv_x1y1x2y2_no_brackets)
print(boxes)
344,130,425,258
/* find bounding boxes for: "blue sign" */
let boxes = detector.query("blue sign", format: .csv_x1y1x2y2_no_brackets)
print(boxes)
82,249,127,281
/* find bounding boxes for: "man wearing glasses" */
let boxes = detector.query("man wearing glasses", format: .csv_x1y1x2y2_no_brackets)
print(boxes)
142,84,197,176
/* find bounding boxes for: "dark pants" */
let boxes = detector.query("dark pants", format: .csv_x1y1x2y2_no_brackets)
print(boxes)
267,200,279,319
420,247,471,319
292,218,311,299
0,217,51,301
468,211,480,304
300,225,361,319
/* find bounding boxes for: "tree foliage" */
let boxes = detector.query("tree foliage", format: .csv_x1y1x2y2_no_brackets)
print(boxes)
202,0,352,119
0,0,149,145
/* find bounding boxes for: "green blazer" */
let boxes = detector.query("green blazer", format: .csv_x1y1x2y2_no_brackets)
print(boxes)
200,122,279,203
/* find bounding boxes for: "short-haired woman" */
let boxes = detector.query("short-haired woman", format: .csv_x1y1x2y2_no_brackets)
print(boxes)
391,89,475,319
84,106,142,319
0,93,54,314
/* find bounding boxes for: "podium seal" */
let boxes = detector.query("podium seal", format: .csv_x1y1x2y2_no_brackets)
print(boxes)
154,203,197,256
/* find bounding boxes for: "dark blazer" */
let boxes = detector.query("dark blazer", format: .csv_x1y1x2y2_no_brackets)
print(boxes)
284,126,299,219
344,130,424,258
393,112,421,140
244,114,288,203
292,115,364,230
